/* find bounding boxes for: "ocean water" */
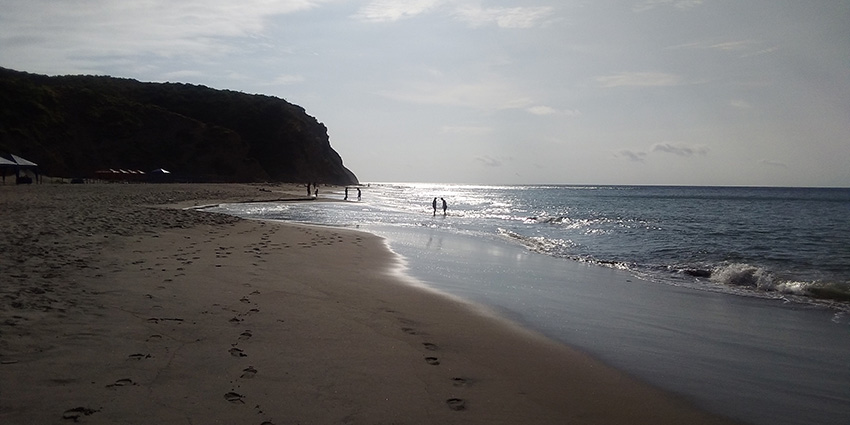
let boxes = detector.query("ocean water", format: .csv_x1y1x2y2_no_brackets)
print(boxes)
209,184,850,425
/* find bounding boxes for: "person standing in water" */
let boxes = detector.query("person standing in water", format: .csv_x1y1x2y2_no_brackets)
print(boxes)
357,188,362,201
432,198,438,216
441,198,447,216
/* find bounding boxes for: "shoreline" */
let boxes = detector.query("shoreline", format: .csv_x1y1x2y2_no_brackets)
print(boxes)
0,183,742,424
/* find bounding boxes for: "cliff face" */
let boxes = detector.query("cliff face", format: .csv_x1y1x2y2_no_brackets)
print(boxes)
0,67,358,184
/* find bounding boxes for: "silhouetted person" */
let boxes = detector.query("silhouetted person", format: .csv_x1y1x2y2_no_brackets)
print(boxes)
314,187,318,197
307,183,311,196
432,198,438,216
441,198,447,216
344,187,349,200
357,188,361,201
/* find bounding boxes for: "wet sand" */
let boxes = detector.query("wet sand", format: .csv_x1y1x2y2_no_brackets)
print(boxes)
0,183,742,424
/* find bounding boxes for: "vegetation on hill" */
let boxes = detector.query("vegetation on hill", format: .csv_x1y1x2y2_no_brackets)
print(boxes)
0,67,358,184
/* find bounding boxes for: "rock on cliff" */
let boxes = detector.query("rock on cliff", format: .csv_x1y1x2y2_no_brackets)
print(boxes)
0,67,358,184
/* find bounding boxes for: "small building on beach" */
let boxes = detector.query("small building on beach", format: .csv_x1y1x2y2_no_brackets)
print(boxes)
0,153,39,184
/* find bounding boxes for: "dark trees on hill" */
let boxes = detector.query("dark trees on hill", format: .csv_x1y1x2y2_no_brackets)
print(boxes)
0,67,358,184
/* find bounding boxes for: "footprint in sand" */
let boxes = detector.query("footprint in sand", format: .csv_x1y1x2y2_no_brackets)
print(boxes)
423,342,438,351
229,347,247,357
446,398,466,411
401,327,419,335
425,357,440,366
452,377,474,387
62,407,99,422
240,366,257,378
128,353,151,360
224,392,244,403
106,378,135,388
148,317,184,324
239,330,253,340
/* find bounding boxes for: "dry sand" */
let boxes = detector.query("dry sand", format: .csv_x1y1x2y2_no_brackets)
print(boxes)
0,183,743,424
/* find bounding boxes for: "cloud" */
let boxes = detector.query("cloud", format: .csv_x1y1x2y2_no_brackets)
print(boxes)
527,105,557,115
271,74,307,85
616,143,708,162
452,5,556,29
729,99,752,109
352,1,555,28
441,125,493,136
378,79,534,110
0,0,329,63
527,105,581,116
666,39,778,58
616,149,648,163
595,72,684,88
740,46,781,58
759,159,789,168
706,40,760,52
633,0,703,13
475,155,507,167
651,143,709,156
352,0,446,23
161,70,206,80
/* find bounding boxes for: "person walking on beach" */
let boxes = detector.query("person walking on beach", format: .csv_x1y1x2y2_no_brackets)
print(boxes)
432,198,438,216
441,198,447,216
357,188,361,201
344,187,348,200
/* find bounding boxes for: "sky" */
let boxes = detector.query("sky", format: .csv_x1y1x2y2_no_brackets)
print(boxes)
2,0,849,186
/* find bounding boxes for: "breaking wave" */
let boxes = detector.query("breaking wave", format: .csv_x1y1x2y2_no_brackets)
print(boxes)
499,228,850,307
709,263,850,303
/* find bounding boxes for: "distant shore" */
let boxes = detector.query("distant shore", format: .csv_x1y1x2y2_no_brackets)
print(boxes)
0,183,741,424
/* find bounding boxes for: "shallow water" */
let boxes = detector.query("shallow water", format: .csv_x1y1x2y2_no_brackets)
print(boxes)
371,225,850,425
209,184,850,425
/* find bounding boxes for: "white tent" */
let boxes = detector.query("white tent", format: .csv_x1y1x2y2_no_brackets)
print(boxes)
1,154,40,184
10,154,37,167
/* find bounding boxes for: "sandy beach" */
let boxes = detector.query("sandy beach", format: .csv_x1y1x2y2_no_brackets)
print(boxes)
0,183,742,424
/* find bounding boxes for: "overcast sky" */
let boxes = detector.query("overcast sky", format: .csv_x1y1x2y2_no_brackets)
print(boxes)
2,0,848,186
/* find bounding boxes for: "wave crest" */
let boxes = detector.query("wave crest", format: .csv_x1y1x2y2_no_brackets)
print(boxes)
498,230,850,306
710,263,775,290
497,228,632,271
498,228,572,256
710,263,850,302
